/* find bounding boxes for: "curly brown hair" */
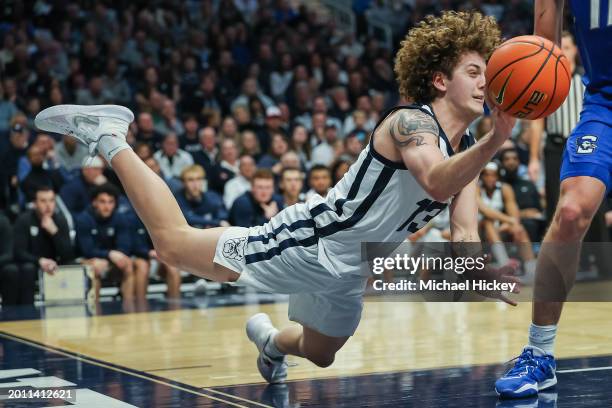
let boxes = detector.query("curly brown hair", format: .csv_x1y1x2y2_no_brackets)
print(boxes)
394,11,501,104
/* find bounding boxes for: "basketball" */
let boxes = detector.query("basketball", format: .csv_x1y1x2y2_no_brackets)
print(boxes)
485,35,571,120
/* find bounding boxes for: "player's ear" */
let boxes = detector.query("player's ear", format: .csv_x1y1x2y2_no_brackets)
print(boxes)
432,71,447,93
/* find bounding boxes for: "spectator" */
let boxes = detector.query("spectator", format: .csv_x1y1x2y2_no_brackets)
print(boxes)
101,58,132,106
239,129,262,162
342,131,365,162
290,125,312,169
331,158,352,184
20,144,64,203
191,126,219,176
224,155,256,209
0,81,18,134
0,212,15,306
209,139,240,194
230,169,283,227
306,165,332,200
76,76,113,105
499,148,546,242
179,115,202,154
134,142,154,161
279,167,304,207
55,134,89,172
176,165,228,229
129,211,181,302
135,112,163,150
60,156,107,215
144,156,182,195
0,124,30,212
8,187,74,305
311,123,338,166
257,106,286,153
258,132,289,170
157,99,185,136
153,132,194,181
75,184,133,301
477,163,535,274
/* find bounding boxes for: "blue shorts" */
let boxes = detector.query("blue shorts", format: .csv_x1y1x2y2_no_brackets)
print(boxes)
560,102,612,194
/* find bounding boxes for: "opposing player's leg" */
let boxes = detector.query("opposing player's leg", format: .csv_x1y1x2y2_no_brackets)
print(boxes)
35,105,238,283
496,175,606,398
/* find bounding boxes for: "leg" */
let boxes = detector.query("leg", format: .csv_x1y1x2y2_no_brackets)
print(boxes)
83,258,110,301
275,324,349,368
110,150,238,282
19,263,39,305
133,258,150,302
533,176,605,325
159,263,181,299
116,258,135,301
0,264,20,306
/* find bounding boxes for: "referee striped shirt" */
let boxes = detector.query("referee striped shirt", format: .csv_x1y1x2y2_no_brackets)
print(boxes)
546,69,585,137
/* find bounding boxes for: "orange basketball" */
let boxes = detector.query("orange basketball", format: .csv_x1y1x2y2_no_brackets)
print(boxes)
485,35,571,120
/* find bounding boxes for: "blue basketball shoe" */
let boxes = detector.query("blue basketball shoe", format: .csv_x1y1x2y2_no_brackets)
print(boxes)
495,346,557,398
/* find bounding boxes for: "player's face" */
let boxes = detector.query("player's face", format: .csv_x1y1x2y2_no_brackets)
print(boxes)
445,52,487,118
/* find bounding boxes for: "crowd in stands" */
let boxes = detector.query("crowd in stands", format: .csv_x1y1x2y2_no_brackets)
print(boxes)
0,0,606,306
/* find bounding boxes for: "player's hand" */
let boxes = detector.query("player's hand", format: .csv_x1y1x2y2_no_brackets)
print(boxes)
455,262,521,306
148,249,158,260
528,158,541,182
489,107,517,143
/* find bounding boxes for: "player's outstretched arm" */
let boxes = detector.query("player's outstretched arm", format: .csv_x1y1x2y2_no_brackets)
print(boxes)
393,109,515,202
534,0,564,44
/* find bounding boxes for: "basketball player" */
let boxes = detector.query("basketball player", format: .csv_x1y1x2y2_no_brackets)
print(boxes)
36,11,517,384
496,0,612,398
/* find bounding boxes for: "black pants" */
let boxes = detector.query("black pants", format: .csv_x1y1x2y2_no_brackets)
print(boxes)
0,262,38,305
545,135,611,277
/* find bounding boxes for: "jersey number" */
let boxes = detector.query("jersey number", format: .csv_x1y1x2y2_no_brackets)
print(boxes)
590,0,612,29
396,199,447,233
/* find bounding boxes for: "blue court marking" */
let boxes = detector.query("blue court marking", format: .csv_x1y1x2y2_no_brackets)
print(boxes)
0,331,269,407
212,354,612,407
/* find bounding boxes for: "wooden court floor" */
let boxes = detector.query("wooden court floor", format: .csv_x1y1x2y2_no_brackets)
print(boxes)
1,300,611,390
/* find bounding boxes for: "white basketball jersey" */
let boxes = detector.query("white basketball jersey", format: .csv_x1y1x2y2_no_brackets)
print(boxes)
243,104,475,277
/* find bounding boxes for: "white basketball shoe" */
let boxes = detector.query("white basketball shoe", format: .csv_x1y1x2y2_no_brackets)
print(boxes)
34,104,134,163
246,313,288,384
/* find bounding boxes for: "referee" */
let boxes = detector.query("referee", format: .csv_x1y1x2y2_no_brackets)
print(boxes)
528,31,610,275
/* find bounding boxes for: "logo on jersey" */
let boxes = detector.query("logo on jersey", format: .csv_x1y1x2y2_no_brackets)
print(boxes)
576,135,598,154
222,237,247,261
495,71,514,105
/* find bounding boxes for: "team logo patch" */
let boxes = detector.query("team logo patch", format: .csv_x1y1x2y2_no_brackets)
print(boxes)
576,135,598,154
222,237,247,261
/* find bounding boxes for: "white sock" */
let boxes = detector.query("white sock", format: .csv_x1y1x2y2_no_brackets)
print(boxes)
263,331,285,359
491,243,510,266
97,134,131,165
528,323,557,355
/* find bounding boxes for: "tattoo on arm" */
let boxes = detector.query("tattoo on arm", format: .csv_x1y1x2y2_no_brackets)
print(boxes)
389,110,439,148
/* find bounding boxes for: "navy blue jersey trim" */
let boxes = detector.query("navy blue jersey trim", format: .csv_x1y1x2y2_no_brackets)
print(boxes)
245,235,319,264
245,167,396,264
315,166,396,238
247,219,316,245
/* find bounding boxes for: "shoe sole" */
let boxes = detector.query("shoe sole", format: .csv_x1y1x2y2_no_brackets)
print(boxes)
495,376,557,399
35,104,134,135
